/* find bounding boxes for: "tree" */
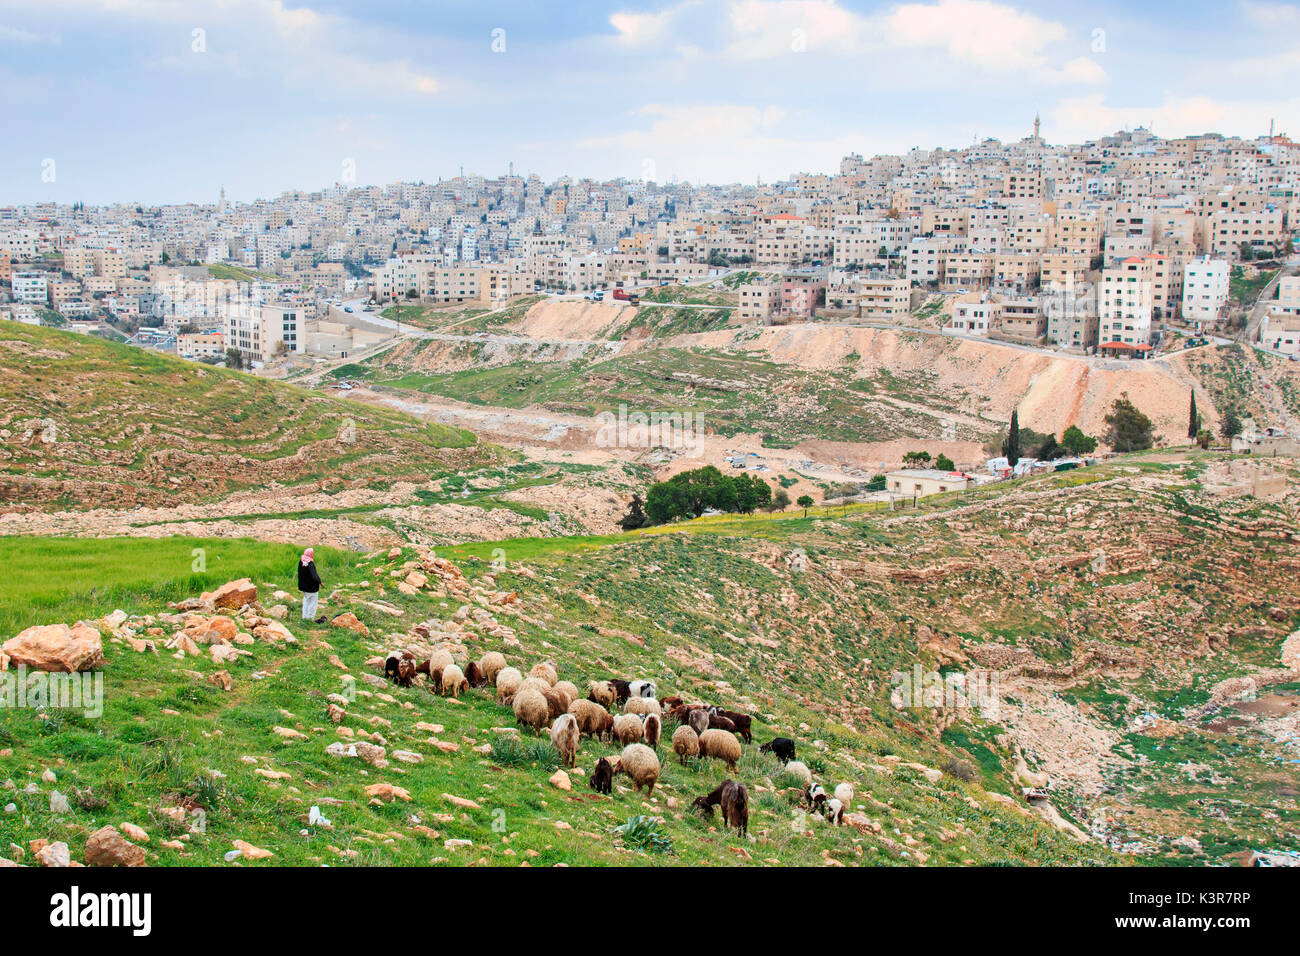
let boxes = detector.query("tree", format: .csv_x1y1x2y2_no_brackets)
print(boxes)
1036,435,1067,460
796,494,814,517
771,488,792,511
1003,409,1021,467
1196,428,1213,450
1219,407,1243,441
902,450,932,467
1187,389,1200,440
1061,425,1098,456
935,453,955,471
619,493,648,531
1103,393,1155,452
224,348,243,370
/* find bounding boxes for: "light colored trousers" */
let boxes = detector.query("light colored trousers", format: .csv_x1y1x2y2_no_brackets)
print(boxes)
302,591,319,620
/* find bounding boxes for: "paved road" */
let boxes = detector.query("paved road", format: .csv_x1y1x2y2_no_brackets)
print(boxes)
1245,257,1299,343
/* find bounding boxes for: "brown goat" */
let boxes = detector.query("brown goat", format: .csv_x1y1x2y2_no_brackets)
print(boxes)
693,779,749,837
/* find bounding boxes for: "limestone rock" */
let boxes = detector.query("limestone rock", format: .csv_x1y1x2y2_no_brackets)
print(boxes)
3,622,103,673
84,826,147,867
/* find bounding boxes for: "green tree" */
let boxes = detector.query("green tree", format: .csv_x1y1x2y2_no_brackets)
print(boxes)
1061,425,1098,456
619,493,649,531
1196,428,1213,450
935,453,955,471
1104,393,1155,452
902,450,932,467
1003,409,1021,467
1219,407,1243,441
771,488,792,511
224,348,243,370
797,494,814,517
1187,389,1199,440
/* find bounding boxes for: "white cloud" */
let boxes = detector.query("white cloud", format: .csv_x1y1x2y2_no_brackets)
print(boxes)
610,2,700,46
678,0,1108,84
723,0,873,58
575,101,863,183
0,24,60,44
0,0,440,96
1049,92,1298,143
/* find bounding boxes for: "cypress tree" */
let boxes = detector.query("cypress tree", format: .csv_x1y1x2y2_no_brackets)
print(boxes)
1003,409,1021,468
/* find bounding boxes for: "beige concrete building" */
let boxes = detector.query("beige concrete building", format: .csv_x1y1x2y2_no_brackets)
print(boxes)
1261,312,1300,355
887,469,971,499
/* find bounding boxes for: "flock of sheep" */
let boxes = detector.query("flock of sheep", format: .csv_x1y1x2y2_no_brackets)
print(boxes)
384,647,853,839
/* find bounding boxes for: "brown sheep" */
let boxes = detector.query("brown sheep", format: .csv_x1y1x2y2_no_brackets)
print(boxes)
618,744,660,795
697,729,742,773
672,724,699,765
384,650,418,687
711,708,753,744
512,687,550,735
464,660,487,688
587,680,616,709
529,661,557,686
543,685,573,722
495,666,523,704
568,699,615,740
478,651,508,685
707,713,736,734
642,712,662,750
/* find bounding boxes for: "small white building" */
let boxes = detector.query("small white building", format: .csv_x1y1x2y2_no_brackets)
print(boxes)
1181,256,1229,324
886,469,970,499
11,271,49,305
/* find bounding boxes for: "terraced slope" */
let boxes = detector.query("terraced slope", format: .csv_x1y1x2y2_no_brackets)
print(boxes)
0,324,492,512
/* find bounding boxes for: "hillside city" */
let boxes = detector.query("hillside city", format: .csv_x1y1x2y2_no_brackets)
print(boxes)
4,119,1299,373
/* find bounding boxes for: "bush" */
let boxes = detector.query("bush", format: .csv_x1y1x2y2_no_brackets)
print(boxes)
941,758,976,782
614,815,673,853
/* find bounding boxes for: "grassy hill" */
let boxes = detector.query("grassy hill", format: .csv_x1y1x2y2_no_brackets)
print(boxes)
2,452,1295,867
0,323,494,512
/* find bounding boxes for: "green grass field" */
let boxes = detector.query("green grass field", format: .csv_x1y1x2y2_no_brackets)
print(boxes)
0,537,353,636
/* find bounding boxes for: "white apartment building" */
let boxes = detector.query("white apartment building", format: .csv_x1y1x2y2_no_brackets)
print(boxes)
226,304,301,366
1099,256,1155,350
1181,256,1229,323
950,297,995,335
11,271,49,304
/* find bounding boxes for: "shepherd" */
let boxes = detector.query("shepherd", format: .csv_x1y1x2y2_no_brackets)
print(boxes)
298,547,322,622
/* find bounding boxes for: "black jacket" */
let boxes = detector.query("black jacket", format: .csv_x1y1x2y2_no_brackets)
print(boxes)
298,560,321,593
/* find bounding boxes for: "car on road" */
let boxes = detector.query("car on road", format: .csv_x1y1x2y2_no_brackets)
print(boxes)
343,306,353,313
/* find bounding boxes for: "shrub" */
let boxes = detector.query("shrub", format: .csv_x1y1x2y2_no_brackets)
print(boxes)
614,815,673,853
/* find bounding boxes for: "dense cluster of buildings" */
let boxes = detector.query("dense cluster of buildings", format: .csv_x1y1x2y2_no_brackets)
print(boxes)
2,121,1298,367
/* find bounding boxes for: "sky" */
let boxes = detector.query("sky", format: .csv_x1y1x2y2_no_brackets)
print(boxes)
1,0,1298,205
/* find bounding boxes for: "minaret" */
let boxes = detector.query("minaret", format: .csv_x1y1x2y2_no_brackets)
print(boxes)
1033,113,1041,140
